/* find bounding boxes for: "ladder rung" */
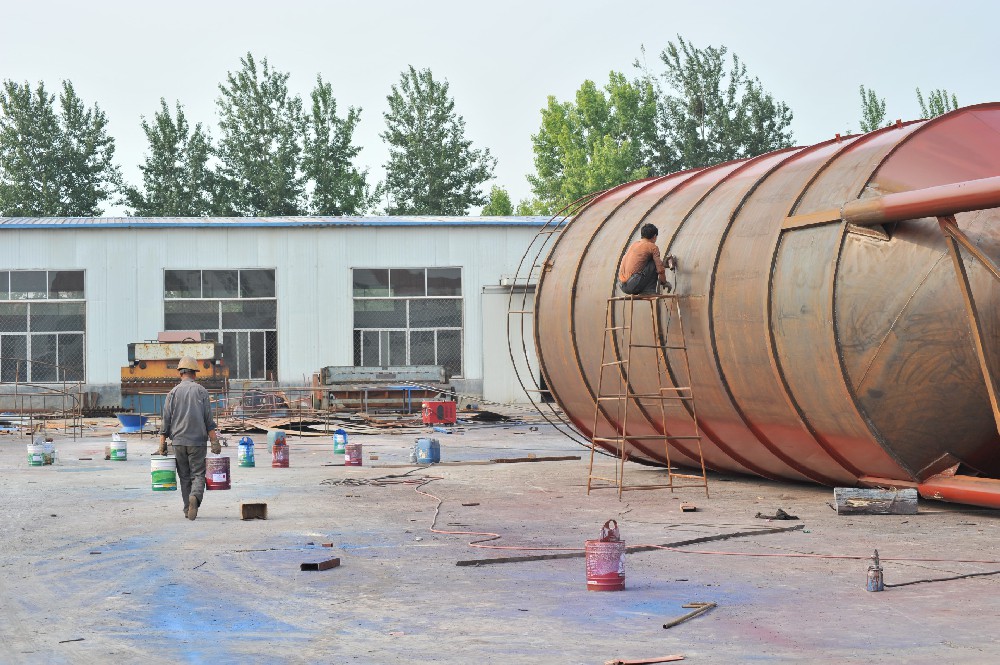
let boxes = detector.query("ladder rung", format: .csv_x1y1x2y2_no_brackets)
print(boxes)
507,310,532,314
594,435,691,441
523,388,551,393
605,326,630,331
601,360,628,366
670,473,707,480
660,386,692,391
666,435,702,440
588,476,621,483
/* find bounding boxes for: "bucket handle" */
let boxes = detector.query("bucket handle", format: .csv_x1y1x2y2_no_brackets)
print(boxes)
601,519,621,542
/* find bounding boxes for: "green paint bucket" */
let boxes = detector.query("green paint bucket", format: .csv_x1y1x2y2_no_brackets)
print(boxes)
27,443,44,466
151,456,177,491
110,437,127,461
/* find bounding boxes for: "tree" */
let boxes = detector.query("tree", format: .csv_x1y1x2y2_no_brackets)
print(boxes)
380,65,496,215
481,185,513,215
643,37,794,172
125,99,215,216
858,85,887,133
303,75,373,215
0,80,121,216
215,53,305,216
527,73,656,214
917,88,958,119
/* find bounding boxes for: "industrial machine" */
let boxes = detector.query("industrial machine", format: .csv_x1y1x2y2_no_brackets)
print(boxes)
314,365,452,413
517,103,1000,508
121,332,228,413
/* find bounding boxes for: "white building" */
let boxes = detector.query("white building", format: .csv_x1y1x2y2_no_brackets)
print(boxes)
0,216,545,405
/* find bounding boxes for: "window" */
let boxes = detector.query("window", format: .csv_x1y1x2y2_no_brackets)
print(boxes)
352,267,463,377
163,269,277,380
0,271,86,382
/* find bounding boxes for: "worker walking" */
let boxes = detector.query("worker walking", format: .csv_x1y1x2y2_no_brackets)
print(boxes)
618,223,675,295
157,356,221,520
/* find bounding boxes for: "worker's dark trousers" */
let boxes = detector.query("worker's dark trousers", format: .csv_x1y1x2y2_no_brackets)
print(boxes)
620,258,660,295
174,445,207,511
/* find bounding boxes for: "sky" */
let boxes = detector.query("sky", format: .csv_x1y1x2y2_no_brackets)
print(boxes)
3,0,998,215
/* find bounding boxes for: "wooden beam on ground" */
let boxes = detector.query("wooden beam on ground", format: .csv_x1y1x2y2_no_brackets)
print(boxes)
833,488,917,515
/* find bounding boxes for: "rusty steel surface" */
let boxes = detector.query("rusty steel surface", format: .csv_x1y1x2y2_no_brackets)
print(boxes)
533,104,1000,489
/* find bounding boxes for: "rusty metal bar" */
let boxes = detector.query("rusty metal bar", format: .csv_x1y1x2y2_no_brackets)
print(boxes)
783,175,1000,230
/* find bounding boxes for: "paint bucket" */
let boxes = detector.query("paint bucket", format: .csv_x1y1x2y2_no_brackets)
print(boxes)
269,430,289,468
344,442,363,467
333,429,347,455
27,443,45,466
206,454,231,490
151,456,177,491
238,436,256,468
415,438,440,464
585,520,626,591
42,441,56,465
110,435,127,461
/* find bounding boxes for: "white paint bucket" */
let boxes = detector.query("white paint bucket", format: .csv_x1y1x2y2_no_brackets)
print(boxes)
110,438,127,461
151,456,177,491
27,443,44,466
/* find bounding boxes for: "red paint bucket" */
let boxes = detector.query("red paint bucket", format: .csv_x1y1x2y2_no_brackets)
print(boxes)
205,454,231,490
344,442,363,467
585,520,625,591
269,429,289,468
272,442,289,468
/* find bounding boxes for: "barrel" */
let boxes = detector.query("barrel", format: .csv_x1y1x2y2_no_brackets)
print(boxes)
270,430,289,468
344,442,363,467
151,456,177,491
109,438,127,461
26,443,44,466
529,104,1000,487
333,429,347,454
585,520,625,591
205,454,231,490
415,438,440,464
238,436,256,468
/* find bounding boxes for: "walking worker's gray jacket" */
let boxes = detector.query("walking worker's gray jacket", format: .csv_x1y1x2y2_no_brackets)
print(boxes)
160,379,217,446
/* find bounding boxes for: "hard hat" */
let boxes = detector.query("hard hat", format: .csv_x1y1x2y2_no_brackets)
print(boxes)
177,356,200,372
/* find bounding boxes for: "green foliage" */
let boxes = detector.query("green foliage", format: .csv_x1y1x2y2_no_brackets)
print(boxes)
527,73,655,214
858,85,887,133
381,65,496,215
481,185,513,216
303,75,373,215
648,37,794,171
125,99,215,216
916,88,959,119
215,53,306,216
0,80,121,216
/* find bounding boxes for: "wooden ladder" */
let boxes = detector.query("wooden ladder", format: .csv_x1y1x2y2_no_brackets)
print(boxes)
587,293,709,499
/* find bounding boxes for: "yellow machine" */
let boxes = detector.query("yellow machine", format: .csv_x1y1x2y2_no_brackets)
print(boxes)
121,332,228,411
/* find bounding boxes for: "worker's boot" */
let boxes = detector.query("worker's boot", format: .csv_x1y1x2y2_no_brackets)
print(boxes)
187,495,200,521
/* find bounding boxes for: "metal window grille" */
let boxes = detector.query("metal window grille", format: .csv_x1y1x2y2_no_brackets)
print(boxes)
0,271,86,383
352,268,463,378
163,269,277,380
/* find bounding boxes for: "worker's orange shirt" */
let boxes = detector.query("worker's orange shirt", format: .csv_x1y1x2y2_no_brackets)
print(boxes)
618,238,666,282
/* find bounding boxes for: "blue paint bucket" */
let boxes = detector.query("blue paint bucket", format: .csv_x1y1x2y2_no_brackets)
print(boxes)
238,436,255,468
333,429,347,455
415,438,440,464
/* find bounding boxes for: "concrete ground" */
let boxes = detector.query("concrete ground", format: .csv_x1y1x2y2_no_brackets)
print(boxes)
2,415,1000,665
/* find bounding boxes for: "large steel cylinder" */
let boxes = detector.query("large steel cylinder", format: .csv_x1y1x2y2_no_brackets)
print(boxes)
535,104,1000,486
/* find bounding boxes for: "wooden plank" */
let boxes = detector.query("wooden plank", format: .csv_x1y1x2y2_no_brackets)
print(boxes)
300,557,341,571
834,487,917,515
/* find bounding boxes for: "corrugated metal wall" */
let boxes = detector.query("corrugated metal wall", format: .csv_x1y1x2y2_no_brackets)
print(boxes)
0,223,540,389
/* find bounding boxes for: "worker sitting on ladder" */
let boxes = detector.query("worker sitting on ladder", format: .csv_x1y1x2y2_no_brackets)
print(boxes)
618,223,676,295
